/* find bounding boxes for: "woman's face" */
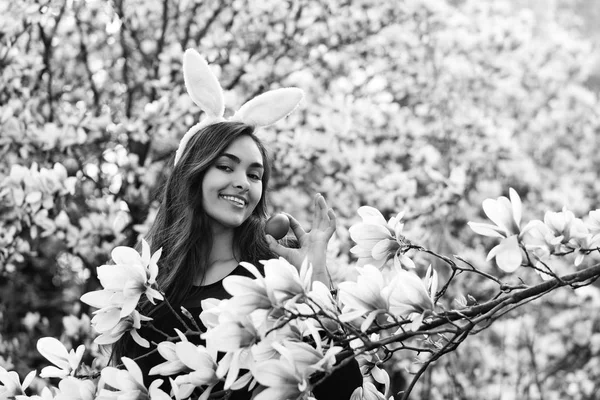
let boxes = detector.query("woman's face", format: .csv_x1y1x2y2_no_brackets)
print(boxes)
202,135,264,232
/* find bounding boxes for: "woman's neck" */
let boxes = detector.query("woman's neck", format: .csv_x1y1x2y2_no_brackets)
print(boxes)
207,225,239,266
194,226,240,286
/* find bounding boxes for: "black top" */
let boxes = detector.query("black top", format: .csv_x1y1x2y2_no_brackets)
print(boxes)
128,265,362,399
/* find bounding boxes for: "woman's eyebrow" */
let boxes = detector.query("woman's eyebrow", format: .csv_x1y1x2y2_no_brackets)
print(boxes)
220,153,264,169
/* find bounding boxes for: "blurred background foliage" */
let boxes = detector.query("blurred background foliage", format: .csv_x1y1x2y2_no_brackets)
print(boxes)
1,0,599,398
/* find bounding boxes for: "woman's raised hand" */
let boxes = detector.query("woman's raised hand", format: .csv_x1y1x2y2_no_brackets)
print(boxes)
265,194,336,285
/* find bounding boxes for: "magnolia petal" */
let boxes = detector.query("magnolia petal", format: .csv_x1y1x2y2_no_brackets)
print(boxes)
575,252,585,266
371,239,398,261
482,197,512,234
121,357,145,388
223,351,242,390
120,296,141,319
509,188,522,227
230,371,253,390
149,360,187,376
148,380,171,400
175,342,216,373
36,337,70,370
361,310,383,332
130,329,150,348
399,253,416,269
140,240,151,268
339,310,367,323
156,341,177,360
145,287,164,304
40,365,68,379
223,275,263,296
253,360,296,387
350,386,364,400
254,387,299,400
490,235,522,272
193,384,214,400
94,331,125,345
22,370,36,391
148,248,162,284
239,262,265,280
357,206,387,226
349,223,392,243
371,366,390,398
350,245,372,258
80,290,118,308
111,246,143,266
70,345,85,371
97,264,142,291
467,222,505,238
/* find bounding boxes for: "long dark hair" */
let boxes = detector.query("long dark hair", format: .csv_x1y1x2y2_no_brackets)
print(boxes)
111,121,275,363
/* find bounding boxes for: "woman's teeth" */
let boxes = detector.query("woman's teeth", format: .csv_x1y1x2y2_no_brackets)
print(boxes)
221,195,245,207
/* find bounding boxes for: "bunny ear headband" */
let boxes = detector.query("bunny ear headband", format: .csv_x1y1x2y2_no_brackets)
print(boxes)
174,49,304,165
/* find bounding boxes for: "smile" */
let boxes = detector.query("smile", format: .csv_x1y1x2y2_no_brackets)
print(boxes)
220,194,246,208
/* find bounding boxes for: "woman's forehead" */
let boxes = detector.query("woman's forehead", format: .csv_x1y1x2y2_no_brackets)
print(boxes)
220,136,263,165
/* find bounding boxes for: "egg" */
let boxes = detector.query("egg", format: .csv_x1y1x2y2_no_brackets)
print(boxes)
265,213,290,240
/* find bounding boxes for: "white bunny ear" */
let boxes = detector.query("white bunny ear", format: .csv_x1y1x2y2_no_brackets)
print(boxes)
183,49,224,118
231,87,304,127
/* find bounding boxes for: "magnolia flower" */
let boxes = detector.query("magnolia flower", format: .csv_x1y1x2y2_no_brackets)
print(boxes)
252,341,342,400
339,265,436,332
274,341,342,378
386,267,436,330
543,208,588,246
201,310,260,390
202,317,259,353
468,188,523,272
263,258,312,305
524,209,597,268
587,210,600,235
350,382,386,400
172,341,219,400
199,298,228,331
222,262,274,315
149,341,188,377
97,240,163,317
338,265,391,331
297,281,341,334
36,337,84,379
94,310,151,347
0,368,36,399
252,358,310,400
53,377,96,400
97,357,148,400
149,378,186,400
349,207,408,269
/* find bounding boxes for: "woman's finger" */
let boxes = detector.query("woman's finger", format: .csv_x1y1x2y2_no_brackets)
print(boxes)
313,194,323,228
281,212,306,240
327,208,337,232
265,234,293,259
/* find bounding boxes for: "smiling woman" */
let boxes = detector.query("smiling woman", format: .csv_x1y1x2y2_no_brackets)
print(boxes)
202,136,264,233
108,49,362,399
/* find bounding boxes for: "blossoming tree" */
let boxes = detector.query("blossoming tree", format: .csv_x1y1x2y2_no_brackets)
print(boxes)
2,0,600,398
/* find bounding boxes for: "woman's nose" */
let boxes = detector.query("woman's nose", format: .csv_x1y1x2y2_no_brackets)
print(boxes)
232,173,249,191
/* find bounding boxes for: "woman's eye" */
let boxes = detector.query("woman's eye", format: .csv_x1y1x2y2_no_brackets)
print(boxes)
216,165,232,172
248,173,261,181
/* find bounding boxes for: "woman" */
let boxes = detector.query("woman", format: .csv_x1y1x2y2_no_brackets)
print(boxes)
111,49,362,399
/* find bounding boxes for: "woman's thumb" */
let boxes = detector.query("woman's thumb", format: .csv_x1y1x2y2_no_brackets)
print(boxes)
266,234,291,258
